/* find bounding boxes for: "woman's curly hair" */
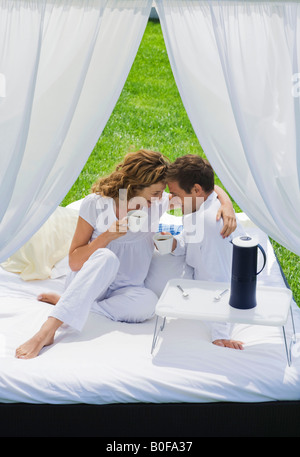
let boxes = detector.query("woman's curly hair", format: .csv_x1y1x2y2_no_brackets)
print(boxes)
91,150,169,200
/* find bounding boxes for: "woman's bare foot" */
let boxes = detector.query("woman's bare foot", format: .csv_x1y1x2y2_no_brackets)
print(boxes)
37,292,61,305
15,317,62,359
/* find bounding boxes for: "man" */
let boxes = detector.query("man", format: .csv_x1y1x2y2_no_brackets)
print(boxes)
166,154,244,350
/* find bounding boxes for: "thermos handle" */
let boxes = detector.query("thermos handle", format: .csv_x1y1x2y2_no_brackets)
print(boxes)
256,244,266,275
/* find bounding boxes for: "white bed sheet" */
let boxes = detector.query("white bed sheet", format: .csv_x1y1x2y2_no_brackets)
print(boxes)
0,213,299,405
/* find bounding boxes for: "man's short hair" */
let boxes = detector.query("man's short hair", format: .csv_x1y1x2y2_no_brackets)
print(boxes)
166,154,214,193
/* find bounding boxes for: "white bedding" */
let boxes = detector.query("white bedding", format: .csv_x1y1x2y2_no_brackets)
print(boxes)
0,212,299,405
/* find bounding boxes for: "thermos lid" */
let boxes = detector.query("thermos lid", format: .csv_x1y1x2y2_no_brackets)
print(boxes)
232,235,258,247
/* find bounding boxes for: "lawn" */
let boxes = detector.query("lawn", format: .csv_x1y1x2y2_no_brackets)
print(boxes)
62,19,300,307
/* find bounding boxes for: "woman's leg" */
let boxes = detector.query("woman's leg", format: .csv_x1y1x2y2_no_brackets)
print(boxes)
37,266,80,305
15,249,120,359
93,285,158,323
49,249,120,331
38,292,60,305
15,317,63,359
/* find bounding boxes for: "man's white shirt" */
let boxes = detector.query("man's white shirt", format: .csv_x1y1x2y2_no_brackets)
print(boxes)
172,191,245,341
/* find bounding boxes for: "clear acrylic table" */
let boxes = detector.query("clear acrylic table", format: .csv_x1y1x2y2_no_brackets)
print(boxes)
151,279,296,365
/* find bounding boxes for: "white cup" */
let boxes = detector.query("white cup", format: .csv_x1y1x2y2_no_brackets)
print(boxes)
153,233,173,255
127,210,147,232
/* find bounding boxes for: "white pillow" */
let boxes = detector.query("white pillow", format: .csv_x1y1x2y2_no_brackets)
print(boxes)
1,206,78,280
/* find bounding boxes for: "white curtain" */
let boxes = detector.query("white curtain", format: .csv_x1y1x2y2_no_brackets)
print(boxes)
156,0,300,256
0,0,152,262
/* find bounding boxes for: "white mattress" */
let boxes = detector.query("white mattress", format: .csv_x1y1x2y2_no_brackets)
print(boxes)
0,213,299,405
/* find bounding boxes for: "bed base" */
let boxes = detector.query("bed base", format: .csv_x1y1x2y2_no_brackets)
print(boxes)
0,401,299,437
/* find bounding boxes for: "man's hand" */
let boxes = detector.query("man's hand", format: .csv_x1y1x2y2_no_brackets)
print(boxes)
216,205,237,238
213,339,244,350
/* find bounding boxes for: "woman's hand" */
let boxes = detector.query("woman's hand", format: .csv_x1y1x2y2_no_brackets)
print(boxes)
69,216,128,271
107,217,128,240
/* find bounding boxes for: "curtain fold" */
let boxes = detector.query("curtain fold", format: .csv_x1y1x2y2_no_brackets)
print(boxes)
0,0,152,262
156,0,300,256
2,0,300,262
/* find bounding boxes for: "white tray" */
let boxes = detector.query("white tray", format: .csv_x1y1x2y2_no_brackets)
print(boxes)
155,279,293,326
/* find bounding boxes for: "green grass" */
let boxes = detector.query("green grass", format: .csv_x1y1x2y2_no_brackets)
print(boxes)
62,19,300,307
62,19,216,205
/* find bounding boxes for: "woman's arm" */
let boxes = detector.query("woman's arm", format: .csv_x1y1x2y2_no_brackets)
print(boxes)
68,216,127,271
214,185,237,238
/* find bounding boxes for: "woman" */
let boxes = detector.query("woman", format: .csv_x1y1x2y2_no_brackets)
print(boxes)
15,150,236,359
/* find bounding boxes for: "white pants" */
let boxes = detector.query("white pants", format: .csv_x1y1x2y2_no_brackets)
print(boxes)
49,248,158,332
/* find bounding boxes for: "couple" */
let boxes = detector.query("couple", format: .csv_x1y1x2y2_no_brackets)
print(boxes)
16,150,243,359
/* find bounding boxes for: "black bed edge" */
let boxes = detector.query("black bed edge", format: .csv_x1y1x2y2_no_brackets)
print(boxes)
0,401,299,437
